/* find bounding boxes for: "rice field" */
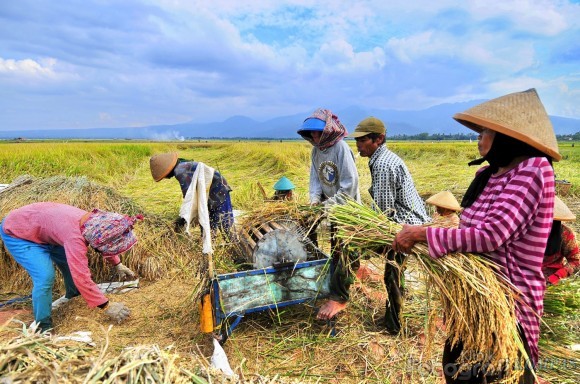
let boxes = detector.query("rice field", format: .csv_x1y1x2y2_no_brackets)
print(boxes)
0,139,578,383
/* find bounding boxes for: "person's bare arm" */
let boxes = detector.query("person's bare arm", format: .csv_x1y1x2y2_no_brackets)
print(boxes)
392,225,427,254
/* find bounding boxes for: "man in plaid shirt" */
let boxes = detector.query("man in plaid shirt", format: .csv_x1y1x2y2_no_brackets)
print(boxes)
350,117,430,335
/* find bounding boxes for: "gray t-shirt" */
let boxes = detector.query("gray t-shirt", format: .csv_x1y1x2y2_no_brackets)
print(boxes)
309,140,360,205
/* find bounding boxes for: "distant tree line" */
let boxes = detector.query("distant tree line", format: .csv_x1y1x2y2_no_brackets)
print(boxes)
387,131,580,141
556,132,580,141
388,132,478,141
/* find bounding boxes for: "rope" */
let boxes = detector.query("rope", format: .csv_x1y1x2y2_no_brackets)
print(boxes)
0,295,32,308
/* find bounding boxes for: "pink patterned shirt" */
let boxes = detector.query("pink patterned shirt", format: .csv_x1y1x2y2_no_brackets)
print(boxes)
3,202,120,308
426,157,555,365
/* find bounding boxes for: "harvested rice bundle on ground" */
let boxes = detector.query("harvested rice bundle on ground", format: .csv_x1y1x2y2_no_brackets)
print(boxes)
235,201,322,231
0,322,208,383
543,277,580,316
536,340,580,383
538,277,580,381
329,199,527,383
229,201,324,265
0,175,204,294
0,321,321,384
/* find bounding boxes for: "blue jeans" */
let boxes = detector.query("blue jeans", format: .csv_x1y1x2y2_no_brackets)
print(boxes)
0,221,79,331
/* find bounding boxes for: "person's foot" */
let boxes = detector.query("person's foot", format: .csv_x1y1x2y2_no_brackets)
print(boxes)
316,300,347,320
355,264,382,282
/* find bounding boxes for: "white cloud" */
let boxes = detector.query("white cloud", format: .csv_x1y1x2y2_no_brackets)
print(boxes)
467,0,569,36
0,57,57,77
1,0,579,131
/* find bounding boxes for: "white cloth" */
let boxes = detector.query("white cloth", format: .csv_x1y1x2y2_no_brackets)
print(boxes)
179,162,215,254
210,338,235,376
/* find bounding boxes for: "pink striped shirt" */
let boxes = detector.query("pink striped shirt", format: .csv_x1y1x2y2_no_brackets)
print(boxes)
426,157,554,365
3,202,121,308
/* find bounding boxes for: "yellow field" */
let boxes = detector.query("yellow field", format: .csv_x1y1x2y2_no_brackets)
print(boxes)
0,140,578,383
1,139,577,212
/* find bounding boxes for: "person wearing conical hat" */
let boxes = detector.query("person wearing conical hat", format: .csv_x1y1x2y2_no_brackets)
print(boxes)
271,176,295,201
297,108,360,321
0,202,142,332
543,196,578,286
149,152,234,237
426,191,461,228
392,88,559,382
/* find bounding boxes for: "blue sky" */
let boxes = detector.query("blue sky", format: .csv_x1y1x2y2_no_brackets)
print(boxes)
1,0,579,131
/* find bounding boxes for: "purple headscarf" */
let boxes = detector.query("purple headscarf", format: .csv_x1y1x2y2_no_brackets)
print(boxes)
81,209,143,256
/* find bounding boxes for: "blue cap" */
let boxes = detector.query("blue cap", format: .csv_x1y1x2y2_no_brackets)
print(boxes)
297,118,325,134
273,176,295,191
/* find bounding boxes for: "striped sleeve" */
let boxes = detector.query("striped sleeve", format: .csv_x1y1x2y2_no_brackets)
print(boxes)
427,158,550,259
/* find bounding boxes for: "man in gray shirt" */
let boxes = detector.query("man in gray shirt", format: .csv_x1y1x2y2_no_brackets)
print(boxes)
350,117,430,334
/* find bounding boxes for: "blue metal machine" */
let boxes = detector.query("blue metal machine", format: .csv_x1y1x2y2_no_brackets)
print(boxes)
211,255,332,341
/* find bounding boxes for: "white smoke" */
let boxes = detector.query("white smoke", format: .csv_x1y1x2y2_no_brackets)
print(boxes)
150,130,185,141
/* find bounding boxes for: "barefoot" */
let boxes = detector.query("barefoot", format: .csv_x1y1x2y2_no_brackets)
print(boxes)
356,265,371,280
355,264,382,282
317,300,347,320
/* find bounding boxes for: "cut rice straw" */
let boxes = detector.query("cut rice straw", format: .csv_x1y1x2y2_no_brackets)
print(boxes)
329,199,530,383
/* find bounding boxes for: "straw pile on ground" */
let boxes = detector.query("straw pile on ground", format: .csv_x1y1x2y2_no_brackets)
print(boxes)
235,201,323,235
543,276,580,317
0,175,206,298
329,199,527,383
229,201,325,267
539,277,580,381
0,321,308,383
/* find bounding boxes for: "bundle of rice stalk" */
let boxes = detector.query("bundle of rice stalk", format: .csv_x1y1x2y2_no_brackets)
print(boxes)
236,200,323,230
0,322,208,383
543,277,580,316
0,175,205,296
537,340,580,383
329,199,528,383
232,200,324,261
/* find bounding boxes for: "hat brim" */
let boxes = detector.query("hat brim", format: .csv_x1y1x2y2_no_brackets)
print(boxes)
426,192,461,212
554,197,576,222
348,131,373,138
151,152,179,182
453,113,562,162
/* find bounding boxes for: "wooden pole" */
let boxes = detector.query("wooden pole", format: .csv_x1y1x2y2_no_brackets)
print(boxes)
257,181,268,199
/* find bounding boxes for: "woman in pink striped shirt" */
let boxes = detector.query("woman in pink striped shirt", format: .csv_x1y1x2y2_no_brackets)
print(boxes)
392,89,559,384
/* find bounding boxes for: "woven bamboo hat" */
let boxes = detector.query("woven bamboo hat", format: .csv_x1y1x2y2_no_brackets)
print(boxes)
553,196,576,222
426,191,461,212
453,88,561,161
150,152,179,182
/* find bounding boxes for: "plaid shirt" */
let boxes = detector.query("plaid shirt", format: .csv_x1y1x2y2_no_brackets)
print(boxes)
368,145,430,225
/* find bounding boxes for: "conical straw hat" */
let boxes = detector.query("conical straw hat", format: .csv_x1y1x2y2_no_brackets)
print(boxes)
453,88,561,162
150,152,178,182
553,196,576,222
273,176,295,191
426,191,461,212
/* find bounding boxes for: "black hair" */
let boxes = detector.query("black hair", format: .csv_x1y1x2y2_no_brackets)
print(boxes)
544,220,562,256
461,132,551,208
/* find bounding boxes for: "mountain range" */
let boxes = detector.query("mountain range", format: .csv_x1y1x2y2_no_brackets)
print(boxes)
2,101,579,140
